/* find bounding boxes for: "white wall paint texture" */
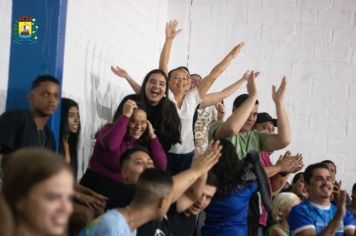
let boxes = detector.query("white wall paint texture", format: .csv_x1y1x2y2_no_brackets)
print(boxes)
1,0,355,190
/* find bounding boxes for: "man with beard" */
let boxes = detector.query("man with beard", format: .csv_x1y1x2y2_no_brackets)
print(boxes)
0,75,60,155
288,163,356,236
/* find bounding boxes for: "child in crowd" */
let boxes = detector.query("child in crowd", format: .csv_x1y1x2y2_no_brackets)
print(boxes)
265,192,301,236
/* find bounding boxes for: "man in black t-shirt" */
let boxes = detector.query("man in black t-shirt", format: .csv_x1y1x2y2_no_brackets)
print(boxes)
138,172,218,236
0,75,60,155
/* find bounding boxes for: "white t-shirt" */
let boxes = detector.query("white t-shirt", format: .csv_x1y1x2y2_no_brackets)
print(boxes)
79,209,136,236
168,87,201,154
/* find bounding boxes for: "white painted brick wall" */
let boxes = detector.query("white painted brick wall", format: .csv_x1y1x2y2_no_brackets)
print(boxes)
0,0,12,114
168,0,356,191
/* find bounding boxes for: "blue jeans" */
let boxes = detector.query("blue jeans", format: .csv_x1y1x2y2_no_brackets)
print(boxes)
167,150,195,175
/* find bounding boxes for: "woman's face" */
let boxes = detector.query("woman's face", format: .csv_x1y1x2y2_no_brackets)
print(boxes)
18,170,74,235
67,106,80,133
144,73,167,105
121,151,154,184
168,69,190,95
292,176,308,200
128,109,147,140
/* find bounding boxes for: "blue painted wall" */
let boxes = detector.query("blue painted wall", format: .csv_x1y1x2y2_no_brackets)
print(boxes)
6,0,68,151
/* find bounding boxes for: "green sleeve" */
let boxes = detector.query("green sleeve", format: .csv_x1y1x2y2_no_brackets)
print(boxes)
208,121,223,141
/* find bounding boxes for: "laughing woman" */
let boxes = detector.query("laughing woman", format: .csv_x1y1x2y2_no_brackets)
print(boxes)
81,99,167,203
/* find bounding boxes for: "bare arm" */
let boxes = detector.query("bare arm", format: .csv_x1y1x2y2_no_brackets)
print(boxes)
197,43,244,98
214,71,259,139
111,66,141,93
264,77,291,152
170,141,221,204
159,20,182,75
199,71,250,109
176,172,208,213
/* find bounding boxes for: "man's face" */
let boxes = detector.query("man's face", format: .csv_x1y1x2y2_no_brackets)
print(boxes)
254,121,275,134
121,151,154,184
187,185,217,215
306,168,333,201
239,104,258,132
29,81,60,117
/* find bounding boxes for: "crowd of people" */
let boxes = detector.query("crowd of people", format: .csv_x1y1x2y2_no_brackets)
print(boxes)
0,20,356,236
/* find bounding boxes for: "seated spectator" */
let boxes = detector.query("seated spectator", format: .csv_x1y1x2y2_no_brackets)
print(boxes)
265,192,300,236
79,169,173,236
80,99,166,202
291,172,308,200
0,75,59,155
60,97,80,177
288,163,356,236
166,171,219,236
2,148,74,236
59,98,108,234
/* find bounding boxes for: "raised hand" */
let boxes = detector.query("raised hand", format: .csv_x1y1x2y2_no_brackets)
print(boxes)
122,99,137,118
336,190,346,218
111,66,129,79
146,120,157,139
191,140,222,174
230,42,245,59
272,76,287,105
215,102,225,121
246,70,259,97
166,20,182,40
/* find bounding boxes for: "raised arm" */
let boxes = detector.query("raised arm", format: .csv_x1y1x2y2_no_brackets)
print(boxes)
214,71,259,139
197,42,244,98
199,70,250,109
170,141,222,204
159,20,182,75
97,100,136,151
111,66,141,93
264,77,291,152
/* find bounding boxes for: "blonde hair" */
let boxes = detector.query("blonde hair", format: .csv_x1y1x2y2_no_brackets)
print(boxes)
272,192,299,222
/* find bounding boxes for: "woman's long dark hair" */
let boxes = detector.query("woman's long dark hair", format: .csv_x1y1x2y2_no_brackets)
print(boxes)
114,69,181,151
212,139,252,199
59,98,80,176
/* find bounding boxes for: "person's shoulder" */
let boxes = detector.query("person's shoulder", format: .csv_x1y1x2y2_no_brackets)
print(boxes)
0,109,29,119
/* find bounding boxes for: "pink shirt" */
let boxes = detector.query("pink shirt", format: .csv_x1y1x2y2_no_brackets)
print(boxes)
259,151,273,227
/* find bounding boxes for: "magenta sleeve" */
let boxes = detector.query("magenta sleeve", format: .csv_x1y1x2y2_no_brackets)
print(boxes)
96,115,130,152
149,137,167,170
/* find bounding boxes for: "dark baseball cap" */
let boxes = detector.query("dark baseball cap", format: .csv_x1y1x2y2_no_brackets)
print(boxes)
255,112,277,127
